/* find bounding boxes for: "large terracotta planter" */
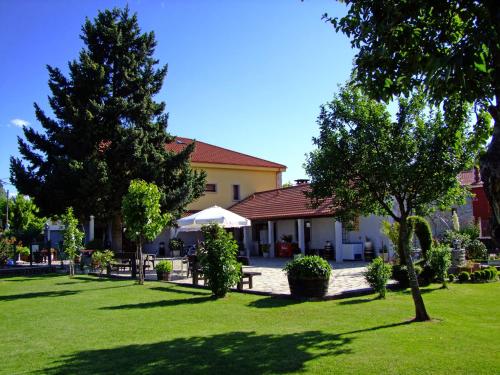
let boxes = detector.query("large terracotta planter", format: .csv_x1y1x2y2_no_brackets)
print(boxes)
287,276,329,299
156,271,171,281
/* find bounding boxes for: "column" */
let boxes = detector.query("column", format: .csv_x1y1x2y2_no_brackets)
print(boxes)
243,226,252,257
334,221,343,262
297,218,305,255
89,215,95,242
267,221,275,257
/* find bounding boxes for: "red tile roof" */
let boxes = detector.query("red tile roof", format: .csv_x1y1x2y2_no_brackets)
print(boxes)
166,137,286,170
229,184,335,221
459,168,482,186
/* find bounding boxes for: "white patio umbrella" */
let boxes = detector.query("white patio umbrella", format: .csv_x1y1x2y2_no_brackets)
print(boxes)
176,205,251,232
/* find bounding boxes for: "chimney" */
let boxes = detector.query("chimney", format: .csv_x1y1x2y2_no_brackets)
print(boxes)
295,179,309,185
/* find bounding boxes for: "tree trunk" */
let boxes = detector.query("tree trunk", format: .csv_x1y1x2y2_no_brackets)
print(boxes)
69,260,74,278
137,239,144,285
399,218,431,322
111,214,123,252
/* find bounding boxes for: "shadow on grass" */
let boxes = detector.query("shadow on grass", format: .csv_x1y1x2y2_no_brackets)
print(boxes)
0,274,63,282
247,296,303,309
0,290,79,301
149,286,210,297
337,298,374,306
100,296,215,310
37,331,352,375
401,286,442,295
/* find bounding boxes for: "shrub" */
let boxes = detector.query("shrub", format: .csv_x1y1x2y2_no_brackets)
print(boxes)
481,269,490,281
0,236,17,265
458,271,470,283
448,274,455,283
427,244,452,287
91,250,114,276
364,257,392,298
283,255,332,279
465,239,487,260
441,230,471,249
408,216,433,261
460,223,480,241
488,267,498,280
16,246,30,257
155,260,173,273
168,238,184,255
199,224,241,298
392,263,423,288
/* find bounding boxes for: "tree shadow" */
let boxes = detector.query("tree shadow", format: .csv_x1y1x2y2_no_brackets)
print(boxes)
337,298,374,306
247,296,303,309
100,296,215,310
0,274,63,282
0,290,79,302
37,330,353,375
401,286,441,295
149,286,210,297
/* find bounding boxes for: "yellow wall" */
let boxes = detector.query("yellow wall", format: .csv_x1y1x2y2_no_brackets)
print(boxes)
188,162,282,210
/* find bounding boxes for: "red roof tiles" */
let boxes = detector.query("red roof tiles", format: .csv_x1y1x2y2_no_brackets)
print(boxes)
166,137,286,170
229,184,334,221
459,168,482,186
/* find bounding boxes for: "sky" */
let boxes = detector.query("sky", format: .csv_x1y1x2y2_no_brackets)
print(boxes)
0,0,356,194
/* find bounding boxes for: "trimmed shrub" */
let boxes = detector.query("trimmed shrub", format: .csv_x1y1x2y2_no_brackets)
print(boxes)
155,260,173,273
408,216,433,261
199,223,241,298
448,274,455,283
427,244,452,287
283,255,332,280
458,271,470,283
364,257,392,298
481,270,490,281
392,263,423,288
465,239,487,260
91,250,114,276
488,267,498,280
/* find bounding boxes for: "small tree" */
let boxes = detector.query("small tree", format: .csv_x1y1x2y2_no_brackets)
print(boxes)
427,244,452,288
122,180,170,285
306,85,487,321
61,207,84,277
199,223,241,298
365,257,392,299
92,250,115,277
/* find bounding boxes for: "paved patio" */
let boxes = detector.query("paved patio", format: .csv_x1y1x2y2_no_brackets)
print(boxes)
147,257,373,297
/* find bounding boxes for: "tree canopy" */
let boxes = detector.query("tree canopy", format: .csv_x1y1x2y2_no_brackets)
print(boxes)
9,195,46,246
10,7,205,222
305,84,488,321
328,0,500,240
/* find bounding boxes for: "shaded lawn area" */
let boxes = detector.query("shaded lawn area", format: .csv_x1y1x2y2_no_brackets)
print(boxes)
0,275,499,374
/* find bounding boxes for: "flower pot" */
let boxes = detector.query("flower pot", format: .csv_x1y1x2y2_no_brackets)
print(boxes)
287,276,329,299
156,271,170,281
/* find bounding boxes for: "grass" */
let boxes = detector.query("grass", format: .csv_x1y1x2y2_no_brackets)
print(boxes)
0,275,499,374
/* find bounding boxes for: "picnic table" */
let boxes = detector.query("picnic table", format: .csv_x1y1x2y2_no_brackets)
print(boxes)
237,269,262,290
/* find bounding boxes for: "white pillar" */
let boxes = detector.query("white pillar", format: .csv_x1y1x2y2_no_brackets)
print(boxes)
268,221,275,257
334,221,343,262
89,215,95,242
243,226,252,257
297,218,305,255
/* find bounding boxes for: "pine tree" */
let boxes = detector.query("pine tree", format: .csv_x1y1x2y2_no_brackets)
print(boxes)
10,8,205,249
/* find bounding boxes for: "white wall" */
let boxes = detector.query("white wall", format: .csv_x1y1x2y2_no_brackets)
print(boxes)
310,217,335,250
276,220,296,242
347,215,389,251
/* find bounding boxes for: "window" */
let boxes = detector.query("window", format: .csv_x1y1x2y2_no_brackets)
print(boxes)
205,183,217,193
232,184,240,201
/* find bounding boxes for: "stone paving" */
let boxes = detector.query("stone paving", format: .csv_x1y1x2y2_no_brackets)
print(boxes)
150,257,373,297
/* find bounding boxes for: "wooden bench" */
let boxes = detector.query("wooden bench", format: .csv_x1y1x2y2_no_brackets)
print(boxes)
237,271,262,290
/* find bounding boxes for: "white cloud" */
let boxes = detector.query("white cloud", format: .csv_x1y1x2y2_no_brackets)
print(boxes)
10,118,30,128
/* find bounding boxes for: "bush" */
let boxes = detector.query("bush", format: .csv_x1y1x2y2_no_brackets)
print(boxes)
0,236,17,265
283,255,332,279
91,250,114,276
168,238,184,255
199,224,241,298
465,239,488,260
391,263,423,288
458,271,470,283
448,274,455,283
460,223,480,241
155,260,173,273
487,266,498,280
364,257,392,298
427,244,452,287
408,216,433,260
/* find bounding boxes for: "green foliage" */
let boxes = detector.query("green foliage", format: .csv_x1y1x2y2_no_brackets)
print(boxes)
441,230,471,249
10,7,206,221
155,260,173,273
16,246,30,257
9,195,45,245
460,223,480,242
380,220,400,256
392,264,423,289
448,274,455,283
91,250,114,276
283,255,332,280
458,271,470,283
61,207,84,277
408,216,432,261
122,180,170,244
199,223,241,298
364,257,392,298
427,244,452,287
465,239,488,260
0,236,17,265
488,266,498,281
168,238,184,253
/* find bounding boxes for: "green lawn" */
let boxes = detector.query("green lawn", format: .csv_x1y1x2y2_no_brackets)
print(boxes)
0,275,498,374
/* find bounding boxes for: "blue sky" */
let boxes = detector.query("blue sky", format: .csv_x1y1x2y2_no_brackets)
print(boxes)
0,0,355,194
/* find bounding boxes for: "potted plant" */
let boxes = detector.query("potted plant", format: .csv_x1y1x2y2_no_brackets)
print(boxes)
260,244,270,258
169,238,184,257
156,260,173,281
283,255,332,299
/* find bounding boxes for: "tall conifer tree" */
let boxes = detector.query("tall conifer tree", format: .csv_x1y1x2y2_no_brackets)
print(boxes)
10,8,205,248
